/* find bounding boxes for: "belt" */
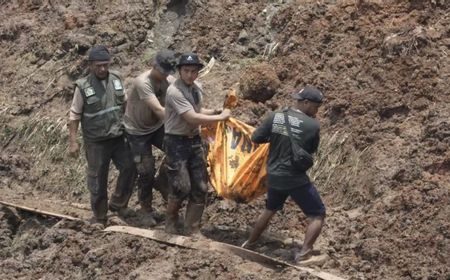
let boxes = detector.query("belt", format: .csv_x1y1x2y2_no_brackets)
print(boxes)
165,134,201,140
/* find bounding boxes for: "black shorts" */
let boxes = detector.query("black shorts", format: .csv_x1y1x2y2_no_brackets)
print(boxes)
266,183,326,217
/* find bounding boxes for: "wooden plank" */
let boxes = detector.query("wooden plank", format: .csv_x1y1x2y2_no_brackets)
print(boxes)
104,225,347,280
0,200,81,221
0,201,345,280
105,225,283,266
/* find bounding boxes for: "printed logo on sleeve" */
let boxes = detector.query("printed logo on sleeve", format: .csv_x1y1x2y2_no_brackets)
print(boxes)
84,87,95,97
113,80,123,90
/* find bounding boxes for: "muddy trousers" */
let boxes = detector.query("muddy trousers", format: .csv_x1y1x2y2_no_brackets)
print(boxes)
132,159,169,206
164,134,208,204
84,136,136,221
126,126,169,208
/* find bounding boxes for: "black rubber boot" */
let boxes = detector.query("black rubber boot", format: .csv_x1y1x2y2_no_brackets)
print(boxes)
165,198,182,234
184,202,204,236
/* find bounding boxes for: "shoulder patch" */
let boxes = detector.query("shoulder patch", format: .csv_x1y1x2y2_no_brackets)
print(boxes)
113,79,123,90
84,87,95,97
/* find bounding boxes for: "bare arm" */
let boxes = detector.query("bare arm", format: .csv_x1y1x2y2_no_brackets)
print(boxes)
144,95,165,120
200,108,221,115
182,109,230,126
68,120,80,157
68,87,83,157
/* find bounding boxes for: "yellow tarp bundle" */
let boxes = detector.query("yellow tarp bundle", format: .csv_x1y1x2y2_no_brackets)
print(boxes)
202,91,269,203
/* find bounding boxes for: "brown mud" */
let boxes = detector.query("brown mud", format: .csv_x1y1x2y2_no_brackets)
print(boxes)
1,0,449,279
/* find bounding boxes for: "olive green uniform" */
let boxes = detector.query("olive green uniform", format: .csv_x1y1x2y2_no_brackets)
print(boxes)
73,71,136,221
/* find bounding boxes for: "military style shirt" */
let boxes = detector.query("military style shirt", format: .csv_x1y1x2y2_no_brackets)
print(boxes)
164,79,203,136
71,71,125,142
123,70,175,135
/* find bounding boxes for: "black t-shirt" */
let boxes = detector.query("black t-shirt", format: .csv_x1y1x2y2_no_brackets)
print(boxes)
251,108,320,190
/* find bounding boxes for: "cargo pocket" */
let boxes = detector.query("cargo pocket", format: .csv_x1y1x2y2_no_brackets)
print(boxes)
167,160,191,197
84,96,107,137
115,89,125,105
86,95,102,111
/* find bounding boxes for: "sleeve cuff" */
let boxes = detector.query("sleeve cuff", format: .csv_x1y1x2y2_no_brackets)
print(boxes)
69,110,82,121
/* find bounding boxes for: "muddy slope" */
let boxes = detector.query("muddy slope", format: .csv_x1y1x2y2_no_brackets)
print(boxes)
1,0,449,279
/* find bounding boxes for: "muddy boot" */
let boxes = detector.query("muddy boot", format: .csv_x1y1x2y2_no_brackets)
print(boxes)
165,198,182,234
139,202,157,227
142,215,157,227
184,202,204,236
109,205,136,218
108,216,127,226
91,194,108,223
89,217,106,230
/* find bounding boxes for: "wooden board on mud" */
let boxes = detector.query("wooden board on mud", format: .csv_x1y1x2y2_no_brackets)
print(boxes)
0,200,345,280
0,195,92,220
104,225,346,280
0,200,82,221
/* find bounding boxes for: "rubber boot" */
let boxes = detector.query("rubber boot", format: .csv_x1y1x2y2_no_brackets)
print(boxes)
165,198,182,234
184,202,205,236
92,196,108,222
108,204,136,218
139,202,157,227
89,217,106,230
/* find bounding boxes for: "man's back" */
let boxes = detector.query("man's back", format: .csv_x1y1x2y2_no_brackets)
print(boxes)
124,70,174,135
252,108,320,189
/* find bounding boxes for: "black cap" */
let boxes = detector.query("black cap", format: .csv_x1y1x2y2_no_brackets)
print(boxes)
88,45,111,61
292,86,324,103
153,50,177,75
176,52,204,68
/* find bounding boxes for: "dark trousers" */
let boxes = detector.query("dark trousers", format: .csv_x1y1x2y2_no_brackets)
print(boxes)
84,135,136,220
164,134,208,204
126,126,169,206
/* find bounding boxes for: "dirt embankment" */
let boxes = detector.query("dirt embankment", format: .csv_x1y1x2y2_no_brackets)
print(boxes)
179,2,450,277
1,0,449,279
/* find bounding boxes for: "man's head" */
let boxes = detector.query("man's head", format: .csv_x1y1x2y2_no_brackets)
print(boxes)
292,86,324,118
176,52,204,86
152,50,177,80
88,45,111,80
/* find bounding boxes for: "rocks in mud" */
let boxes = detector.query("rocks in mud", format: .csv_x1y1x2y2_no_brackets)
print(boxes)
61,33,94,54
239,62,280,103
424,120,450,142
40,227,73,249
327,100,350,125
390,160,422,183
0,154,32,183
0,207,21,258
10,218,45,256
0,20,31,41
63,14,85,30
238,29,249,45
382,26,429,57
355,237,384,262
